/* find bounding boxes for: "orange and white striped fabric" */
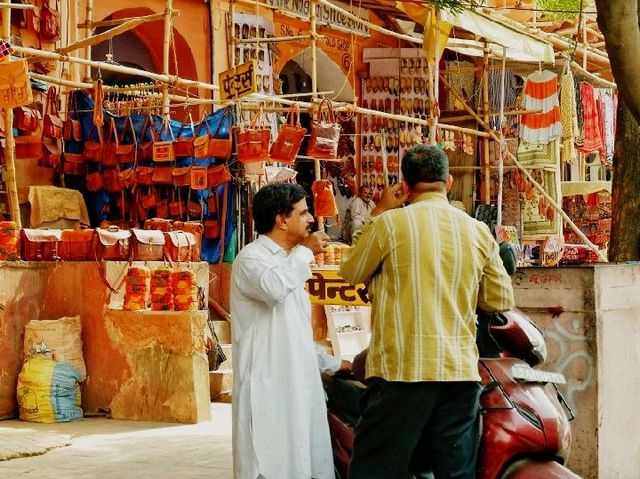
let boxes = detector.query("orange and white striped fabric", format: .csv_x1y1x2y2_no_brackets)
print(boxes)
520,70,562,144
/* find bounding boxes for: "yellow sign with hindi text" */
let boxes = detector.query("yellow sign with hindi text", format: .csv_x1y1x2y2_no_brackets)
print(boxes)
218,61,257,101
306,269,369,306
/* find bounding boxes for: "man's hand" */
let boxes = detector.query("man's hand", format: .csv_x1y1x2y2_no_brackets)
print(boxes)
371,183,409,216
300,231,330,255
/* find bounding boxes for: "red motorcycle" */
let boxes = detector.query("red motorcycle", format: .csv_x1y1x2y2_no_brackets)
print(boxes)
324,307,581,479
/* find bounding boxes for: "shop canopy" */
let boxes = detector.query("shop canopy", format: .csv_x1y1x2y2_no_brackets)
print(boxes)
394,2,555,64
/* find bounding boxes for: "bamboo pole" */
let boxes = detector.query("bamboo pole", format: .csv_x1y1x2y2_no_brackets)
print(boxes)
162,0,173,115
310,0,324,232
1,7,20,227
569,60,616,89
85,0,93,80
481,45,491,205
12,45,220,93
440,74,607,261
59,14,176,55
77,12,166,29
582,13,588,71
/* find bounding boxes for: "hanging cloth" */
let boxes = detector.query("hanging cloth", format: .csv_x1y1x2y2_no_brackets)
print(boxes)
575,82,602,154
520,70,562,144
597,88,615,165
573,76,585,146
560,71,578,163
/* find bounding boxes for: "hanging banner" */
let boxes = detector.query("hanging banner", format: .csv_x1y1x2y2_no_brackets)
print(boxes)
218,61,257,101
306,269,369,306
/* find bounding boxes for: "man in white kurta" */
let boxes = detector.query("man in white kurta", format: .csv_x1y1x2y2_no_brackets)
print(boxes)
231,183,346,479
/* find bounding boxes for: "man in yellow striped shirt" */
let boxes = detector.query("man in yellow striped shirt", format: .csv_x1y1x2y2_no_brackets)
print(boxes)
340,145,514,479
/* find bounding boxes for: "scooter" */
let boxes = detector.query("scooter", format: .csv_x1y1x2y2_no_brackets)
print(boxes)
324,306,581,479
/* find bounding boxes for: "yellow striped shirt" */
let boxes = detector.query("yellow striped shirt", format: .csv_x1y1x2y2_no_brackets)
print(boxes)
340,192,514,382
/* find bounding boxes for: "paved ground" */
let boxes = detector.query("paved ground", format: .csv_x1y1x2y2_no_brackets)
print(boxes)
0,403,233,479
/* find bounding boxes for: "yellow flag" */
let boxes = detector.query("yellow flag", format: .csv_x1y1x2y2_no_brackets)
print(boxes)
396,2,452,64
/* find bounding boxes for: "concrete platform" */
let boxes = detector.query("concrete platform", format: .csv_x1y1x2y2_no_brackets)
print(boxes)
0,403,232,478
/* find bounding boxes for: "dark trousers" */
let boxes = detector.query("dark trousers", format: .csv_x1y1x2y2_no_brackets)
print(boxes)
348,379,481,479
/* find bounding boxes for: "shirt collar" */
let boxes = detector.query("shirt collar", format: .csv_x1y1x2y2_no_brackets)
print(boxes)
256,234,287,255
412,191,449,204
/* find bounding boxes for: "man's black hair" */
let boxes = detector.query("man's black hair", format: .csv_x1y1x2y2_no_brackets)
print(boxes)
252,183,307,234
400,144,449,187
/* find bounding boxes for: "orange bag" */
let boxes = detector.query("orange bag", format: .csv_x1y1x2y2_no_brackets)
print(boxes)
102,118,119,167
172,166,191,187
42,138,60,169
172,221,203,260
234,110,271,163
59,228,94,261
138,115,156,161
86,171,104,191
136,166,154,186
174,112,195,158
190,166,208,190
14,106,40,133
270,104,306,163
208,108,233,160
164,231,196,262
116,116,137,165
15,135,43,160
20,229,61,261
207,164,232,188
94,226,131,261
152,118,175,162
311,179,339,217
83,125,104,163
43,86,63,139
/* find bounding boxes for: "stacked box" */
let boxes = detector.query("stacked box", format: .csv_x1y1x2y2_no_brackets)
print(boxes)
123,266,150,311
172,270,197,311
150,266,174,311
0,221,19,260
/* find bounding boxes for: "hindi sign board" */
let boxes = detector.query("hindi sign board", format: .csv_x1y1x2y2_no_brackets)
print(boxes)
306,269,369,306
219,61,257,101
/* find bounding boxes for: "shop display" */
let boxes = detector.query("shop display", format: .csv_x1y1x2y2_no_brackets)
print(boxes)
123,266,150,311
172,270,197,311
150,266,174,311
0,221,19,260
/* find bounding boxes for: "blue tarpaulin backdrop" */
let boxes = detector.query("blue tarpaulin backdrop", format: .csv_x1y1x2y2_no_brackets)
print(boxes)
63,91,235,263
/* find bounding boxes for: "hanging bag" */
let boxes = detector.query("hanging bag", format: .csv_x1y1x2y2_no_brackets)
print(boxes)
15,135,43,160
234,109,271,163
311,179,339,217
190,166,208,190
138,115,156,161
270,104,306,163
192,115,212,160
63,151,86,176
83,124,104,163
208,107,233,160
152,117,175,162
174,111,195,158
102,118,119,167
63,91,82,142
116,116,137,165
207,163,232,188
42,138,60,169
43,86,63,139
0,59,33,109
307,99,341,159
14,105,40,133
40,0,60,42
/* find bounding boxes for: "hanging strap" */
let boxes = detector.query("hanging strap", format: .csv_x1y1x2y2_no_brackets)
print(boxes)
93,79,105,127
218,182,229,264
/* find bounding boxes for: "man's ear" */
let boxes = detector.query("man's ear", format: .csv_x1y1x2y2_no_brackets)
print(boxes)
274,213,288,230
446,174,454,192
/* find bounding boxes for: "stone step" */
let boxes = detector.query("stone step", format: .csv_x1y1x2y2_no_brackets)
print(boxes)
210,369,232,403
219,344,232,369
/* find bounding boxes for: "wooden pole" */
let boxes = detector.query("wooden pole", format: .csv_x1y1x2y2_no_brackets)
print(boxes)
440,74,607,261
85,0,93,80
162,0,173,116
1,7,20,227
481,44,491,205
59,14,173,55
310,0,323,232
77,12,166,29
12,45,220,93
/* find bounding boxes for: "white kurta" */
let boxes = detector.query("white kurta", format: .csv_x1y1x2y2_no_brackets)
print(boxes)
231,235,341,479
